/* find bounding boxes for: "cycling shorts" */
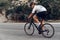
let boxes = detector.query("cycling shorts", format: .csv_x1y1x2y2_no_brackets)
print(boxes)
36,11,47,20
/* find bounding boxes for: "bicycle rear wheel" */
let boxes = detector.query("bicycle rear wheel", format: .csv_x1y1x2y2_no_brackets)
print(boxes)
42,23,55,38
24,23,34,36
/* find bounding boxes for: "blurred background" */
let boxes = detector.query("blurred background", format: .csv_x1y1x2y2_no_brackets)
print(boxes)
0,0,60,23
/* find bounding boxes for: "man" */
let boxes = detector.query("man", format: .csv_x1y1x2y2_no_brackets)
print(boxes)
28,2,47,34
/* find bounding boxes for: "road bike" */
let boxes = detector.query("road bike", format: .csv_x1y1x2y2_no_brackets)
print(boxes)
24,14,55,38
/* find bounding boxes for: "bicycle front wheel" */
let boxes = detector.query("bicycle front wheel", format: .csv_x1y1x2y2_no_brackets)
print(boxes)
42,23,55,38
24,23,34,36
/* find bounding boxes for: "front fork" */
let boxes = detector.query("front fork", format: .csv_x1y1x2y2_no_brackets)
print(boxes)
28,20,33,29
28,23,32,29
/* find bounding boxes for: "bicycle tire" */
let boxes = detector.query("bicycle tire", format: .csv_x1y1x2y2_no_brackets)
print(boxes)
24,23,35,36
42,23,55,38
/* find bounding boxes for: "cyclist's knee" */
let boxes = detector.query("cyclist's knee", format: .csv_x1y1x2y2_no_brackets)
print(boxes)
33,15,37,19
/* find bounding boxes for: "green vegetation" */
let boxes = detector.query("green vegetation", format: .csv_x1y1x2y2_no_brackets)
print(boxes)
0,0,60,21
0,0,11,9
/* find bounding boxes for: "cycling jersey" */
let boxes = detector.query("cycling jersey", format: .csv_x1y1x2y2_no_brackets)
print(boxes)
32,5,47,13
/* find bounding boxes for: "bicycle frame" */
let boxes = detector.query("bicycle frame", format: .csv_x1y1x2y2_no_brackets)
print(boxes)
27,13,42,31
29,18,39,31
25,14,55,38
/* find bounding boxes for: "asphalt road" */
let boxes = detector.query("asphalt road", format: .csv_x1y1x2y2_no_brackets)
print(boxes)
0,23,60,40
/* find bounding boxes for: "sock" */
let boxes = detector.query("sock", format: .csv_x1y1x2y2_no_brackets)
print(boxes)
37,23,40,27
38,23,40,25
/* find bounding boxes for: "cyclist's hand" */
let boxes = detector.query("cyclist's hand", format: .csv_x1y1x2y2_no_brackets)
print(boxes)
28,17,31,20
28,17,30,19
27,17,31,22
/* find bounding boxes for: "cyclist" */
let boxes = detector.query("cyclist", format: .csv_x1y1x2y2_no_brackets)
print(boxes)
28,2,47,34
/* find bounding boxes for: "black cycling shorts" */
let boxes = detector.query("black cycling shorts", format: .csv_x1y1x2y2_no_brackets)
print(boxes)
36,11,47,20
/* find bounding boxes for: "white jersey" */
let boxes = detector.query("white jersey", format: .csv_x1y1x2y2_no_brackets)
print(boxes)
32,5,47,13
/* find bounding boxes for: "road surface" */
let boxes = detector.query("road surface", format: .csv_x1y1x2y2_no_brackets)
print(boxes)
0,23,60,40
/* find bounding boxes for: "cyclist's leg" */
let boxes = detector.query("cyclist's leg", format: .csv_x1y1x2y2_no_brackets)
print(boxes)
41,19,45,30
36,11,46,30
33,15,40,24
40,11,47,30
33,14,43,34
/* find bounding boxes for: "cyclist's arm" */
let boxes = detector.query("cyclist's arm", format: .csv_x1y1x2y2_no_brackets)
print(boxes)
28,13,33,19
28,6,36,19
